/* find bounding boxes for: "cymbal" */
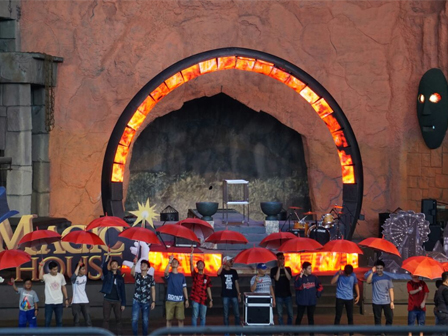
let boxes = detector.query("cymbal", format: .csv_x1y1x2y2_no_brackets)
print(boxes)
333,205,343,209
289,206,302,210
303,211,316,215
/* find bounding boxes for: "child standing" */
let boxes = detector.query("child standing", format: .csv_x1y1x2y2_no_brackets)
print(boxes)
12,277,39,328
71,260,92,326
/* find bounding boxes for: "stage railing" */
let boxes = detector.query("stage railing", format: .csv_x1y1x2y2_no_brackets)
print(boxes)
0,327,114,336
150,325,448,335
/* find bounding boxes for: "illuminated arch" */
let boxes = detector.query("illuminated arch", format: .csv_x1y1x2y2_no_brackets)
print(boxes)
101,48,363,240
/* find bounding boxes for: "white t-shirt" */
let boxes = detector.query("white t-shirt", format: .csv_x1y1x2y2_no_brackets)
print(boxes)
72,275,89,304
43,273,66,304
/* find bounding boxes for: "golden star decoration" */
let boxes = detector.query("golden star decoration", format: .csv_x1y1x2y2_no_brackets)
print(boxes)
129,199,158,228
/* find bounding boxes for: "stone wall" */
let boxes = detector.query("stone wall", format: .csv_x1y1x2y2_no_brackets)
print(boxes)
16,0,448,237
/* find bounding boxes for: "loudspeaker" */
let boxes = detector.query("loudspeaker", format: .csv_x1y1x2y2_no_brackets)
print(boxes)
378,213,390,238
424,224,442,251
245,306,271,324
422,199,437,225
174,237,198,247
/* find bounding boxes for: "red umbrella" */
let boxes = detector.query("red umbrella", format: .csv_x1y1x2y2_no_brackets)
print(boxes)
0,249,31,270
62,230,105,246
277,237,323,252
18,229,61,248
320,239,364,255
233,247,277,265
402,256,444,280
118,227,161,245
156,224,199,243
85,215,130,231
259,232,297,249
177,218,214,239
205,230,248,244
358,237,401,257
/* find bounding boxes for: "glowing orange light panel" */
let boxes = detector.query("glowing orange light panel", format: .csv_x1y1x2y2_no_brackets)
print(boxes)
181,64,201,82
217,56,236,70
285,76,306,93
253,60,274,75
269,67,290,83
312,98,333,119
199,59,218,74
114,145,129,165
128,111,146,131
235,57,256,71
332,130,349,148
150,83,171,102
148,252,222,276
137,97,156,116
112,163,125,182
300,86,320,104
284,252,359,273
119,127,136,147
165,72,185,90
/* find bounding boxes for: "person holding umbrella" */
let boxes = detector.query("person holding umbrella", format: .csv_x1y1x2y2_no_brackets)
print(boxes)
331,264,359,334
189,246,213,327
270,252,293,326
407,274,429,328
71,260,92,327
217,256,241,332
294,261,323,331
11,277,39,328
39,261,69,327
366,260,394,330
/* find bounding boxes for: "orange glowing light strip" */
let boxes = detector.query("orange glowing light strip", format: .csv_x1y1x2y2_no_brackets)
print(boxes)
127,110,146,131
119,127,136,147
114,145,129,165
112,163,125,182
269,67,290,83
322,114,342,133
181,64,201,82
285,76,306,93
148,252,222,276
332,130,348,148
235,57,256,71
217,56,236,70
284,252,359,273
150,82,171,102
137,96,156,116
165,72,185,90
300,86,320,104
342,166,355,184
199,59,218,74
338,149,353,166
312,98,333,119
253,59,274,75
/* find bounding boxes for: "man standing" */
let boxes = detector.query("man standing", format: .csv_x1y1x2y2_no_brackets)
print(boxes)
407,274,429,327
71,260,92,327
251,263,276,325
190,246,213,327
100,252,126,335
366,260,394,329
294,261,323,328
434,271,448,327
131,259,156,336
270,252,293,325
39,261,69,327
331,264,359,334
217,256,241,329
164,255,189,328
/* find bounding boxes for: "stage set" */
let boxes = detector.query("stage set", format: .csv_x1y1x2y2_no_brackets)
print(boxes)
3,0,448,326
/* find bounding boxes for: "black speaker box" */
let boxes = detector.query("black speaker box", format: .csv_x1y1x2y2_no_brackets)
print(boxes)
424,224,442,251
422,199,437,225
245,306,271,324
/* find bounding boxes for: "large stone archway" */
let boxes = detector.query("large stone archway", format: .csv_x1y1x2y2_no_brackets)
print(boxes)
101,48,363,239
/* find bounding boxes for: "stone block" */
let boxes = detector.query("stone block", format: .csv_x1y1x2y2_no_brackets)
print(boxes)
7,106,32,131
4,130,31,165
431,147,443,167
443,153,448,175
408,176,418,188
407,188,422,201
421,153,430,167
32,133,49,161
0,20,16,39
0,39,16,52
264,220,279,234
31,105,47,134
5,194,32,216
417,176,429,189
0,117,5,150
31,86,45,106
407,153,421,176
32,161,50,193
6,165,32,195
435,174,448,188
2,84,31,106
428,187,443,199
0,106,6,116
31,192,49,217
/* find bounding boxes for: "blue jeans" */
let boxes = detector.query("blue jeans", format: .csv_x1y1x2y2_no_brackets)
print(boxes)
18,309,37,328
192,300,207,326
276,296,293,325
45,304,63,327
132,299,151,336
222,296,240,326
408,309,426,325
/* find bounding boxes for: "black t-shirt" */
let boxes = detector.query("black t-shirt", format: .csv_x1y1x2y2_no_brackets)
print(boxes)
270,266,292,297
220,269,239,297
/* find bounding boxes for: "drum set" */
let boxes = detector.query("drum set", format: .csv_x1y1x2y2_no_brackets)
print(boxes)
287,205,344,243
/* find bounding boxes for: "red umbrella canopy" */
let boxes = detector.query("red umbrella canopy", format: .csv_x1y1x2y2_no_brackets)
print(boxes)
358,237,401,257
259,232,297,249
85,215,130,231
62,230,105,246
0,249,31,270
177,218,214,239
118,227,161,245
402,256,444,280
277,237,323,252
320,239,364,255
18,229,61,248
156,224,199,243
205,230,248,244
233,247,277,265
